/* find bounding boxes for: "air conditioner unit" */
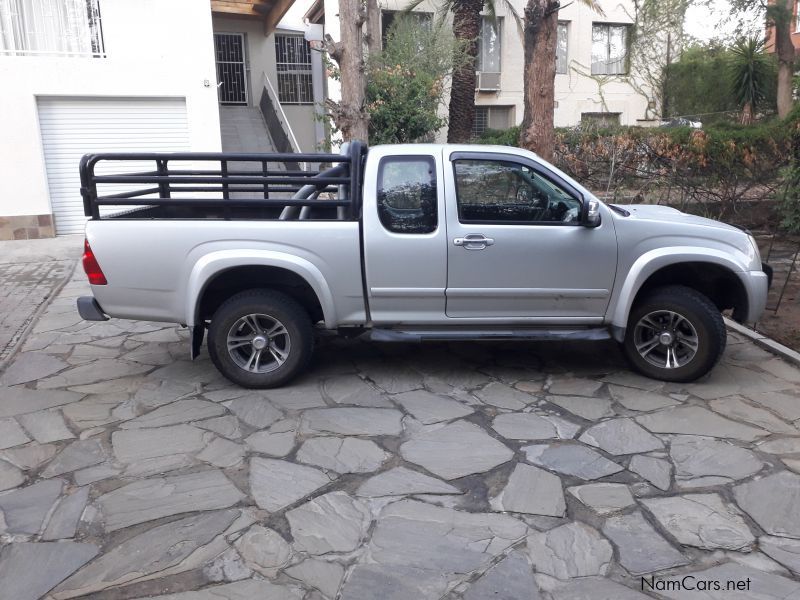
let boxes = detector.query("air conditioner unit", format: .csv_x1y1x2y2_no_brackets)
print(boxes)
476,71,501,91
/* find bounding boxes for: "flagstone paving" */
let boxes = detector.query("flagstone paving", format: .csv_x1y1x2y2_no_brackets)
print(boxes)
2,272,800,599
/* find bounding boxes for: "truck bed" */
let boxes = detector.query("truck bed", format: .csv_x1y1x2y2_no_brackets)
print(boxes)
85,217,366,327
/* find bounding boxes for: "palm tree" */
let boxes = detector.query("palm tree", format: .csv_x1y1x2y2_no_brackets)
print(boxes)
447,0,486,142
730,0,794,119
728,36,775,125
518,0,601,161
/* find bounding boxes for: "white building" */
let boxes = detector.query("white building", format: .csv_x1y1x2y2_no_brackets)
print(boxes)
307,0,659,139
473,0,658,135
0,0,319,237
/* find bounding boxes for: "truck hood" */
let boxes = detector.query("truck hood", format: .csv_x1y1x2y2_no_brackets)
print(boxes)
621,204,743,234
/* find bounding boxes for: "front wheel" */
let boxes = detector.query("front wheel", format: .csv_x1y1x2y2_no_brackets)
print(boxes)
207,289,313,388
622,285,726,383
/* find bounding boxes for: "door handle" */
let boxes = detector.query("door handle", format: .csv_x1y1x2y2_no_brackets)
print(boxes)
453,234,495,250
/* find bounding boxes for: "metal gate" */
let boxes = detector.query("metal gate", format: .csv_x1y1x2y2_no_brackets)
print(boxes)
214,33,248,105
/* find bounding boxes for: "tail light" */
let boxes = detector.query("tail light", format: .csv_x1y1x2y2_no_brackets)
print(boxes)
82,239,107,285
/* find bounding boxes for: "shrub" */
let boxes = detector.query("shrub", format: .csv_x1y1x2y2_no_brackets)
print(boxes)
366,16,468,144
779,114,800,233
664,42,777,123
478,126,521,146
472,122,790,218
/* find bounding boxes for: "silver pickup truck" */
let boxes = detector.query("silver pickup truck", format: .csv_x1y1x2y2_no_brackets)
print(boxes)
76,142,770,388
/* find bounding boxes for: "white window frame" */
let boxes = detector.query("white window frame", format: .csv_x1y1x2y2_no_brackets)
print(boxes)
556,21,569,74
796,0,800,32
477,16,501,73
591,23,629,76
0,0,105,57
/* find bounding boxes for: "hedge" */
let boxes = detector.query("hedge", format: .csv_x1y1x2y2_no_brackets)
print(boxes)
476,121,791,218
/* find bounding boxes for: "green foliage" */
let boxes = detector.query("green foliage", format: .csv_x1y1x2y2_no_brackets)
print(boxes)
665,43,736,121
477,126,521,146
664,42,776,122
728,36,776,115
779,114,800,233
470,122,790,216
366,16,466,144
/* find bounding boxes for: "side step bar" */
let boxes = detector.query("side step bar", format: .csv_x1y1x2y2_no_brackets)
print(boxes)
366,327,612,343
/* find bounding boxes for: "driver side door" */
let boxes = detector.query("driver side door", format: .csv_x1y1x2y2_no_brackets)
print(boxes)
444,152,618,321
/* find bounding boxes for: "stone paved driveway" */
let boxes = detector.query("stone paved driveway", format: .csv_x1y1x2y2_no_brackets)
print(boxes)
2,271,800,600
0,237,80,363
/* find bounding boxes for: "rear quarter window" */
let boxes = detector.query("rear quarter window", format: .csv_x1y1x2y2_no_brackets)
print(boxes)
377,156,437,234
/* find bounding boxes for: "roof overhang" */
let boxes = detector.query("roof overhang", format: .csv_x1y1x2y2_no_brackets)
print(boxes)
304,0,324,24
211,0,296,35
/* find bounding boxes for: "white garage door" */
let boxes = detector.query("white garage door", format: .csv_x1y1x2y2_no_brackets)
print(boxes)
37,97,190,235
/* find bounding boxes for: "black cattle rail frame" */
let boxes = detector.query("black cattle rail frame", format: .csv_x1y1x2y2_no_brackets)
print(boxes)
78,141,365,220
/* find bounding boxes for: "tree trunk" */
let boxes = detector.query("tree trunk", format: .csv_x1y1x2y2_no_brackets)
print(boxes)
365,0,381,59
740,101,753,125
326,0,369,142
447,0,483,143
776,0,795,119
519,0,560,162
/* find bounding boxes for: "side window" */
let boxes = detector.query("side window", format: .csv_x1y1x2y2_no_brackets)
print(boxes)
377,156,438,234
453,159,581,224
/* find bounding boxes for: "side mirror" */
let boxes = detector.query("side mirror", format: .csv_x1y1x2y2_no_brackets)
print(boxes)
582,198,601,228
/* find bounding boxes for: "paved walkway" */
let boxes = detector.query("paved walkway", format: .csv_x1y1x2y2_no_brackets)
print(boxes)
0,236,82,364
2,270,800,599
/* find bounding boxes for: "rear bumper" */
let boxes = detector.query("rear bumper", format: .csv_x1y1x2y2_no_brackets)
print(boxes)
77,296,109,321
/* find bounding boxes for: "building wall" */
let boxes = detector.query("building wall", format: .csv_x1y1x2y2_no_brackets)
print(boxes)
0,0,221,231
312,0,654,145
213,14,319,151
469,0,653,130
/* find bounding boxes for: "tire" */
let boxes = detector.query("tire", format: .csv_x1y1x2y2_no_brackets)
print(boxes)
622,285,726,383
207,289,313,389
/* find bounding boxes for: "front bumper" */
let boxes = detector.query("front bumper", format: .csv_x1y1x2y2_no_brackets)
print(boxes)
742,268,770,323
762,262,774,288
77,296,109,321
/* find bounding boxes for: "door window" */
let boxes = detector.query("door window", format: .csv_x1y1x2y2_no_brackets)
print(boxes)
377,156,437,234
453,159,581,224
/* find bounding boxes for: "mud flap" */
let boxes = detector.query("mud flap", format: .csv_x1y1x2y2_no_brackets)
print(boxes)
190,324,205,360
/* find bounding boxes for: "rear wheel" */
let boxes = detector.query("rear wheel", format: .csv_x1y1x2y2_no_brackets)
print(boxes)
208,289,313,388
622,285,726,382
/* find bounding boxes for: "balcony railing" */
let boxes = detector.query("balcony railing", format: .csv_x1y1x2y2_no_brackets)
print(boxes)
0,0,105,58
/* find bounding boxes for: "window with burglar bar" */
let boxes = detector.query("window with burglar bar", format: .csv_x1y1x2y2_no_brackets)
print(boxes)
591,23,629,75
275,34,313,105
0,0,104,57
472,106,513,139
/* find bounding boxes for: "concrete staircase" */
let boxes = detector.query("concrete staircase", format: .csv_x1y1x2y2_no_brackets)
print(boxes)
219,106,277,155
218,106,285,199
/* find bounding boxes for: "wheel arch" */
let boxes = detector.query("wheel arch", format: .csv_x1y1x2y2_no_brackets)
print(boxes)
185,251,336,329
609,250,749,340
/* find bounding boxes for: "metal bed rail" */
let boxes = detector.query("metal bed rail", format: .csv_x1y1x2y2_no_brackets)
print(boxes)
79,143,366,220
